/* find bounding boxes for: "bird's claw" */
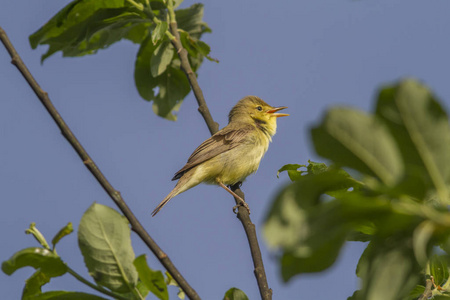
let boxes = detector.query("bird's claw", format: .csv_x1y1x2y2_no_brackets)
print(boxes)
233,200,250,215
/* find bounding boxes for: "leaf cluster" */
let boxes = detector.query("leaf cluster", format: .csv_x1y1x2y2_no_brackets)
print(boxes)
3,203,249,299
29,0,216,120
3,204,173,300
264,79,450,299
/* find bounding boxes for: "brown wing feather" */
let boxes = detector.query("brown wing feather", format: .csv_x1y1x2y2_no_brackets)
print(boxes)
172,124,253,180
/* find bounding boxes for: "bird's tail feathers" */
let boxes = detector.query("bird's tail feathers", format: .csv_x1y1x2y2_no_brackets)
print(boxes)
152,170,198,217
151,196,171,217
151,185,181,217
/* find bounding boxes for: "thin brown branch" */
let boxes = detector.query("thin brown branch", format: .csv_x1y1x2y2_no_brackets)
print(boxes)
0,27,201,300
418,277,433,300
167,20,218,134
167,5,272,299
231,183,272,300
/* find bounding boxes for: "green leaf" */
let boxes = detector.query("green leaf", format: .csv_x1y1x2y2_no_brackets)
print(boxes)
263,169,378,281
78,203,138,293
133,255,168,300
176,4,211,39
264,169,358,252
151,21,169,45
375,79,450,201
347,290,361,300
51,222,73,249
412,220,435,266
22,271,50,298
2,247,67,277
30,2,149,62
29,291,109,300
223,288,249,300
430,255,450,287
356,241,421,300
134,37,190,120
135,37,160,101
306,161,330,175
347,222,376,242
136,281,150,298
404,285,426,300
311,107,404,186
151,64,190,120
276,164,304,181
151,41,174,77
30,0,126,48
178,29,217,66
165,272,185,299
196,40,213,59
25,223,50,250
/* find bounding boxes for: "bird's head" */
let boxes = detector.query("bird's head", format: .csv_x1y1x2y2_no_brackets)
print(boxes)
228,96,289,137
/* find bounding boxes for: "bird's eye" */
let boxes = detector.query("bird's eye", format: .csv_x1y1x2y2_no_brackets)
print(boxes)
256,106,263,111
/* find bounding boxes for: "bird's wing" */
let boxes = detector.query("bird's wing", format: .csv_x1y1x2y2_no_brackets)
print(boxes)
172,125,253,180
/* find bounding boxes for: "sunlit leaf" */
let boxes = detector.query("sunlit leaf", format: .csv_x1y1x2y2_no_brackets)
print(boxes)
51,222,73,249
404,285,426,300
151,65,190,120
22,270,50,298
176,4,211,39
135,37,160,101
223,288,249,300
151,41,174,77
413,220,435,266
376,79,450,201
30,0,126,49
276,164,304,181
2,247,67,277
165,272,185,299
134,37,190,120
78,203,138,293
355,240,421,300
25,223,50,250
430,255,450,287
151,21,168,45
133,255,168,300
263,168,379,281
30,1,150,62
312,107,403,186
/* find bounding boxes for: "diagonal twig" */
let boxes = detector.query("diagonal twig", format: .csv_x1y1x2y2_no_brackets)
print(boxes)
167,1,272,298
0,26,201,300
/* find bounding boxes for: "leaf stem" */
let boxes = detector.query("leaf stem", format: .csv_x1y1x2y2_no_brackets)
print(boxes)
126,0,144,11
67,267,129,300
0,26,201,300
143,0,175,41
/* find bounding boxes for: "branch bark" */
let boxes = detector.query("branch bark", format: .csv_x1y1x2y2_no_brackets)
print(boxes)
167,3,272,299
418,277,433,300
0,27,201,300
231,183,273,300
167,3,218,136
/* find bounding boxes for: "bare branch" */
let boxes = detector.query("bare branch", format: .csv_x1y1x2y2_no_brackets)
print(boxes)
418,277,433,300
231,183,273,300
167,1,218,136
0,26,201,300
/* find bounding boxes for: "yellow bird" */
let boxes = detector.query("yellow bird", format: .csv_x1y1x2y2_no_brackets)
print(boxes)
151,96,289,216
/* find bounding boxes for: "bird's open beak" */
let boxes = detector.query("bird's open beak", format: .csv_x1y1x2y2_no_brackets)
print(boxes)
267,106,289,117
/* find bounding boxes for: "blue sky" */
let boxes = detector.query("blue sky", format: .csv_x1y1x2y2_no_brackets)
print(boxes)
1,0,450,299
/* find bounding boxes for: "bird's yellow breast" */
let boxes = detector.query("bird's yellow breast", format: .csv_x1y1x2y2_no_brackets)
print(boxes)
194,131,270,186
